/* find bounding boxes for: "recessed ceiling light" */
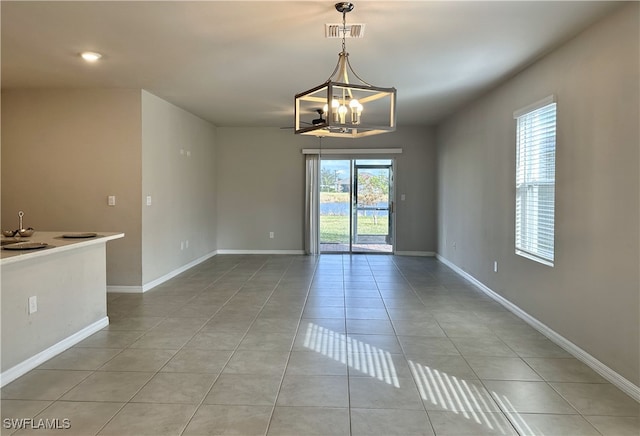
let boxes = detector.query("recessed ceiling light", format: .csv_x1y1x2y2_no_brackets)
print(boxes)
81,52,102,62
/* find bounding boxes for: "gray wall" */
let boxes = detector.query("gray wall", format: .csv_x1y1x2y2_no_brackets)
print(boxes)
141,91,217,284
1,89,219,288
1,89,142,286
215,126,437,253
436,3,639,385
215,127,315,251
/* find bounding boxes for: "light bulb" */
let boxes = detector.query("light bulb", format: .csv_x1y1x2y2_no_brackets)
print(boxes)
331,98,340,122
349,99,363,124
338,105,348,124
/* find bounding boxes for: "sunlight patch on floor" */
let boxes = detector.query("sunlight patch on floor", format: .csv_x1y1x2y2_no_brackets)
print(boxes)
303,322,399,387
409,359,511,434
303,321,526,435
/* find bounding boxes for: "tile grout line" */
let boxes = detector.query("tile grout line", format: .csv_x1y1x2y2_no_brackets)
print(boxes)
343,255,353,436
385,255,440,436
264,255,320,436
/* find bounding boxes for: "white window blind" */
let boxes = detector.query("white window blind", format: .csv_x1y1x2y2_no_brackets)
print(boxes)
515,97,556,266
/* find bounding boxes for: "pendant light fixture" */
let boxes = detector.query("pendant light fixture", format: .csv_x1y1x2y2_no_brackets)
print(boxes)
295,2,396,138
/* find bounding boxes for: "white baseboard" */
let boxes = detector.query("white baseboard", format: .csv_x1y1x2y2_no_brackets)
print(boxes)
395,251,436,257
106,285,143,293
436,254,640,403
0,317,109,388
107,250,218,294
107,250,305,294
216,249,306,255
141,250,218,293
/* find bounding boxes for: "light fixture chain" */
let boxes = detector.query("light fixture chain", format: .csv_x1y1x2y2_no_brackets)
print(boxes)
341,9,347,54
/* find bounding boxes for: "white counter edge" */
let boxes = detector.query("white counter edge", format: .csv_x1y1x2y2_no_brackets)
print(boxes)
1,233,124,266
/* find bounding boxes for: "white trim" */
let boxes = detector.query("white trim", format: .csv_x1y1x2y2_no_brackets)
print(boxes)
302,148,402,155
108,250,306,294
107,285,143,294
513,94,556,119
515,249,554,267
141,250,218,293
0,317,109,388
216,249,306,255
107,250,218,294
395,251,436,257
436,253,640,403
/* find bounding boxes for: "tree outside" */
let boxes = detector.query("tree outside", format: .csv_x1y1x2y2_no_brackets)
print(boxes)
321,168,346,193
357,172,389,225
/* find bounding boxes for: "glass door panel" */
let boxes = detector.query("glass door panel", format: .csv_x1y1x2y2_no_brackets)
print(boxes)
353,160,393,253
319,159,351,252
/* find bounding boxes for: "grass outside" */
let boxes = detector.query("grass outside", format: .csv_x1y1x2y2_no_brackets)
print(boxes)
320,215,389,243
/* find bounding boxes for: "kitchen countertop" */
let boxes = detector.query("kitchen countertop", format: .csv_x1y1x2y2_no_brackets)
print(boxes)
0,231,124,265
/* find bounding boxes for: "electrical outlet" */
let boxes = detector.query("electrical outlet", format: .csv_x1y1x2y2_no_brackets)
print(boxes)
494,261,498,273
108,195,116,206
180,241,184,250
146,195,152,206
28,296,37,314
269,232,274,239
453,241,457,250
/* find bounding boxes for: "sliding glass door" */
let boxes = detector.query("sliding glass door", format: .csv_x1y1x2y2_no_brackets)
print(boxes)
319,158,394,253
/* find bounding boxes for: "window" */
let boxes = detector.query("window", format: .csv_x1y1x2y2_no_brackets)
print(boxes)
514,96,556,266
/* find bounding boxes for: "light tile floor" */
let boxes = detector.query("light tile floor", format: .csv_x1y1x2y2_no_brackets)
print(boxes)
2,255,639,435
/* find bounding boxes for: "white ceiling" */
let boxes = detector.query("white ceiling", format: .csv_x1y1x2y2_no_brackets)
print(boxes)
1,1,621,128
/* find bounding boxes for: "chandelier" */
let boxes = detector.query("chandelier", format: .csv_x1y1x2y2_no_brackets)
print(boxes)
294,2,396,138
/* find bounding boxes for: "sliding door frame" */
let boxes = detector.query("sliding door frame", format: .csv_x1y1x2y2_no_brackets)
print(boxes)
303,148,402,255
